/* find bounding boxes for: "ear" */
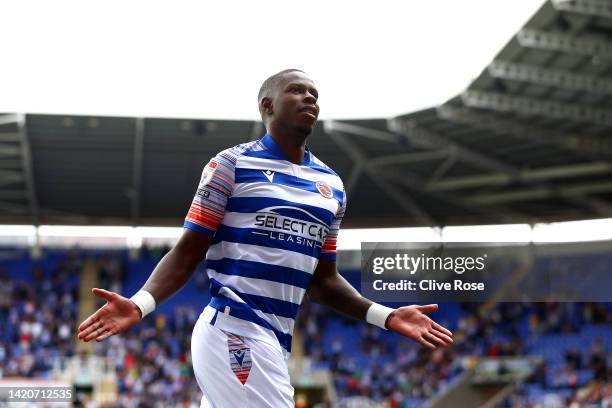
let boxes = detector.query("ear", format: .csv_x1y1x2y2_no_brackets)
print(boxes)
261,97,273,115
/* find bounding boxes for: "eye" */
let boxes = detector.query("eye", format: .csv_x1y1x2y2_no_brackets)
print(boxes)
290,86,301,94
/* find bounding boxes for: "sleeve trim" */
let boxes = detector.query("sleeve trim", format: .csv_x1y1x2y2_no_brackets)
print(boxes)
318,252,337,261
183,220,216,237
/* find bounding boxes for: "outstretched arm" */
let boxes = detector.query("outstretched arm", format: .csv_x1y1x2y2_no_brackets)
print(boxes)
78,150,234,343
77,229,212,342
307,259,453,350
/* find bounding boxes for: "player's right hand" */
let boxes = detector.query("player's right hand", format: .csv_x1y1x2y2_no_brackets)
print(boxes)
77,288,142,342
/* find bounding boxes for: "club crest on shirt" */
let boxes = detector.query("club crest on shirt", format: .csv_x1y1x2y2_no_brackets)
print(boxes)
199,159,218,187
315,180,333,199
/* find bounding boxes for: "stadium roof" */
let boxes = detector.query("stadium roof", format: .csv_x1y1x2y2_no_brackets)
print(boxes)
1,0,611,228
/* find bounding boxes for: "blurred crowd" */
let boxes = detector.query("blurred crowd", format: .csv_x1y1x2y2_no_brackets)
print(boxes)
93,252,202,407
298,301,527,405
0,252,81,379
298,300,611,408
0,250,202,408
94,307,202,408
0,249,610,408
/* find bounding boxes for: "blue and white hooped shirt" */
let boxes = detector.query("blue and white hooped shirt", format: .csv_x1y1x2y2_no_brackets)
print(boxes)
184,134,346,353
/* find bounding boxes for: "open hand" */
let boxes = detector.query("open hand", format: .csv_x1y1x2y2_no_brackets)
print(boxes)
386,304,453,350
77,288,142,342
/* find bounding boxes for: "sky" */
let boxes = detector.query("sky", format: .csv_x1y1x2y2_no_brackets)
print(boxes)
1,0,544,120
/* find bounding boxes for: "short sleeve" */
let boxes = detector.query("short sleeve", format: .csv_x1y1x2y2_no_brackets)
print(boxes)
319,189,347,261
184,151,236,237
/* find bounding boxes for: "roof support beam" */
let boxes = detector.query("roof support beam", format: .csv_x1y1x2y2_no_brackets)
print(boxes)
575,196,612,216
385,119,535,219
381,171,529,223
325,121,528,224
551,0,612,19
461,90,612,126
0,143,21,156
388,117,518,174
516,28,612,59
0,170,25,188
488,60,612,95
324,120,401,144
326,127,437,226
0,114,19,126
0,190,27,199
0,200,28,214
368,150,451,167
0,133,20,142
465,181,612,206
16,114,39,226
390,117,612,217
428,150,458,182
369,174,438,227
426,162,612,191
131,118,145,226
344,163,363,197
328,120,612,220
437,105,612,157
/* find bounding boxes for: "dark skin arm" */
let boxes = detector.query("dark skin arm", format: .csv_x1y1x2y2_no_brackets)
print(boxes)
308,259,454,350
77,229,211,342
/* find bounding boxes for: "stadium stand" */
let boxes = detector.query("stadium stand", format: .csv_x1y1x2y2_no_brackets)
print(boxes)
0,247,609,407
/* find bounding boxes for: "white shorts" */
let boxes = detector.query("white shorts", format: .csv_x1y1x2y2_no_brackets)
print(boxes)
191,306,295,408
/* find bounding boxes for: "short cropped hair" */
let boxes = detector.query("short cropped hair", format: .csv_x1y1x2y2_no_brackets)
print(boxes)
258,69,305,103
257,69,306,124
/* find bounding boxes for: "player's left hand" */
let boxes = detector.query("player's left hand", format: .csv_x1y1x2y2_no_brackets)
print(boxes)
386,304,453,350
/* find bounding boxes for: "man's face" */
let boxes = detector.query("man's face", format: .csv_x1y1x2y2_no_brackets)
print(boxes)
269,72,319,133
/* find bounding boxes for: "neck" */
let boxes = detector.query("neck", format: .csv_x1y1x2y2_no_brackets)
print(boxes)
267,124,310,165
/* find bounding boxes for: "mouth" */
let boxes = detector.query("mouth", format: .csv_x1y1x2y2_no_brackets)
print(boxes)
299,106,318,118
300,111,317,120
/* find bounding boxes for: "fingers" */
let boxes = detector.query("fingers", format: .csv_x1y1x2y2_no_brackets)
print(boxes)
424,329,453,348
95,329,114,342
80,322,110,342
77,318,100,341
417,335,436,350
92,288,116,302
432,321,453,338
78,319,106,342
416,304,438,314
78,312,99,332
423,331,447,348
431,328,453,346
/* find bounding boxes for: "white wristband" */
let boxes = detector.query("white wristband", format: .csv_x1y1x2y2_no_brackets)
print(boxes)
366,303,394,330
130,290,156,318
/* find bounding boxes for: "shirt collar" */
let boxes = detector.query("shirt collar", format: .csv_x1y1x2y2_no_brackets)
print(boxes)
261,133,311,166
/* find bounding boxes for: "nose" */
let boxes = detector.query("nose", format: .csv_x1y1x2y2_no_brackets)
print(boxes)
304,92,317,105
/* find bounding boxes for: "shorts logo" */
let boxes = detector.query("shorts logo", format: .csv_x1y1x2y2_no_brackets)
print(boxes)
232,349,246,366
226,332,252,385
316,180,333,199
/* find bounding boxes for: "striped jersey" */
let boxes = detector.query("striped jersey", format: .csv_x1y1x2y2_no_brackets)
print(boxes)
184,134,346,353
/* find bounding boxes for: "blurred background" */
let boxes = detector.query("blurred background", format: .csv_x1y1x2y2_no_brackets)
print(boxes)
1,0,611,407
